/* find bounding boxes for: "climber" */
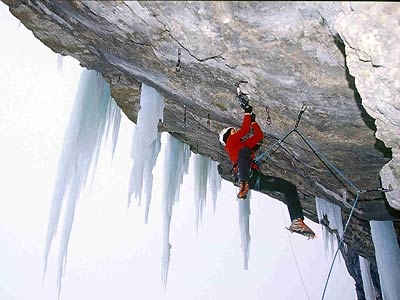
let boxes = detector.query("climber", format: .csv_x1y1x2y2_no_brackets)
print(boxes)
219,90,316,238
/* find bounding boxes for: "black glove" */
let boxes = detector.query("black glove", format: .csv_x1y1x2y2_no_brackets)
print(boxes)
251,113,256,123
244,105,253,114
237,94,249,110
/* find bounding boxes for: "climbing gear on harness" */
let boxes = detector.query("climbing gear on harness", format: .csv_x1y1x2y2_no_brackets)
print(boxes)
219,127,234,146
287,218,316,239
237,180,250,199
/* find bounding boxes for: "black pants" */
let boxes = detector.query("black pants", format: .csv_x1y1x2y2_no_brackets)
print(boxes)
237,147,252,181
237,147,304,221
248,169,304,221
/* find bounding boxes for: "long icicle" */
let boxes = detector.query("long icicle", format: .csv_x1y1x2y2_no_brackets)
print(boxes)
43,69,121,298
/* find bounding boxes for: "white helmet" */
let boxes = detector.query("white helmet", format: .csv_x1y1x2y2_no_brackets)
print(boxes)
219,127,234,146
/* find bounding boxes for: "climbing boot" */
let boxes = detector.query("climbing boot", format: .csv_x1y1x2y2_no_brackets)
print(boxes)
237,180,250,199
287,218,316,239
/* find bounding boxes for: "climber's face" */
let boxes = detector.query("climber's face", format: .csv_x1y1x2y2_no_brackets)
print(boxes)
230,128,236,135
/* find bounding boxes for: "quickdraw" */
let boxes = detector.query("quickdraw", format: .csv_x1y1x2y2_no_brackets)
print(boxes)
176,48,181,72
295,104,307,128
266,106,271,125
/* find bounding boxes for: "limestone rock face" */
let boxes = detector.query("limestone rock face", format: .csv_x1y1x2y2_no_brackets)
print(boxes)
3,0,400,290
335,2,400,211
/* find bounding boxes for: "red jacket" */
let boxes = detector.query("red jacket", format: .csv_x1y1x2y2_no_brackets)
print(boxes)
224,113,264,165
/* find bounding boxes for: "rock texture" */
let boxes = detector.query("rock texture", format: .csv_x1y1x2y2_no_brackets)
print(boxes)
335,2,400,211
3,0,400,296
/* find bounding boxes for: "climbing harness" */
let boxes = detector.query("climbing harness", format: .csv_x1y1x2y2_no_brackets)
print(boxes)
250,104,392,300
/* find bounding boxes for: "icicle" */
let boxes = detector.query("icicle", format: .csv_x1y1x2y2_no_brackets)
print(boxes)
161,134,191,289
127,84,164,217
208,159,221,214
359,256,375,300
315,197,344,258
193,153,209,230
238,192,251,270
143,135,162,223
57,54,63,73
43,69,121,297
370,220,400,300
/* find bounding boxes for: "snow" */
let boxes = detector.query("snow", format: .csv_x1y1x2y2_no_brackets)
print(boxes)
238,192,251,270
127,84,163,223
161,134,191,289
315,197,344,257
370,220,400,300
43,69,121,297
359,256,375,300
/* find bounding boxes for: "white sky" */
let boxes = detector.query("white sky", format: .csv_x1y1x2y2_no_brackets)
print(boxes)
0,3,356,300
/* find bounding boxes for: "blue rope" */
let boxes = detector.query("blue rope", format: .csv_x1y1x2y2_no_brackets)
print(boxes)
293,128,359,193
253,106,392,299
254,122,358,194
254,128,295,163
320,191,361,300
253,107,363,299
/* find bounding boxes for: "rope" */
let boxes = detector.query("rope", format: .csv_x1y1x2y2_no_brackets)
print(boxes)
251,105,392,299
254,128,295,163
320,191,360,300
280,203,311,300
294,128,359,193
254,104,306,164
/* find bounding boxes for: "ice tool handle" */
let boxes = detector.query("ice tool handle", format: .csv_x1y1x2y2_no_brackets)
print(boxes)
235,80,251,111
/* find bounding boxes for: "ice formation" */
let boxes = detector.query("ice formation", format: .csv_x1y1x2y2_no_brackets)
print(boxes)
315,197,344,257
370,220,400,300
43,69,121,296
359,256,375,300
161,134,191,289
193,153,209,230
238,192,251,270
57,54,63,72
208,160,222,214
127,84,163,223
192,154,222,229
